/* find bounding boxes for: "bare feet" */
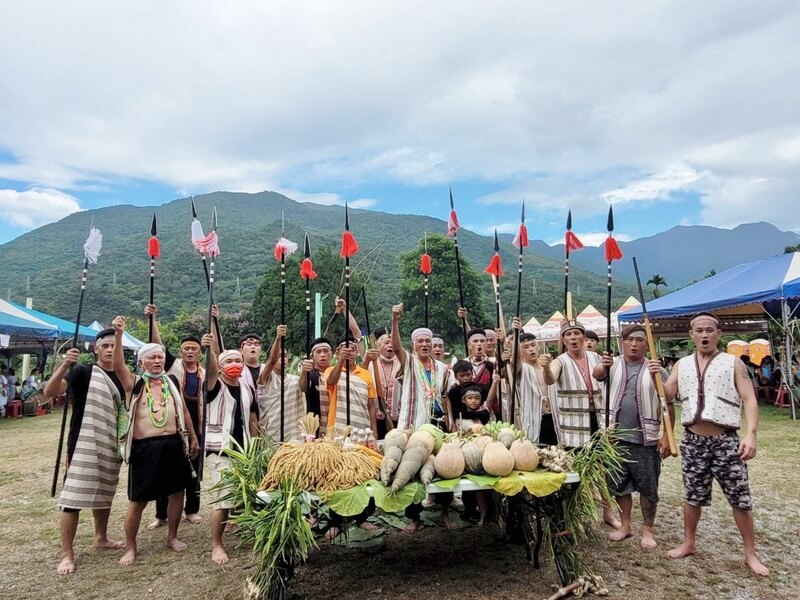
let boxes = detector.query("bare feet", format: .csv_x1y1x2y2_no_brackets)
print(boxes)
184,514,202,525
211,545,229,565
667,542,696,559
359,521,380,531
602,509,622,530
745,554,769,577
640,531,657,549
95,538,125,550
119,548,137,566
57,555,76,575
224,522,239,534
324,527,341,541
442,513,458,530
167,538,188,552
147,518,166,530
609,527,633,542
402,521,419,534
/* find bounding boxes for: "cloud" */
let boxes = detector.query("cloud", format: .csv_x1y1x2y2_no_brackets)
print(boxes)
277,188,377,209
601,163,704,204
469,222,518,236
0,188,82,228
546,231,633,247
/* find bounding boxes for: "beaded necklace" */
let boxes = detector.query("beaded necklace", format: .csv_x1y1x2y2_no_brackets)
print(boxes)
144,375,171,428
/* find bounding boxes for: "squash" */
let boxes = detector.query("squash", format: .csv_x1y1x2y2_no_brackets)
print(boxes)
498,427,517,449
473,435,493,451
434,441,466,480
510,439,540,472
482,441,515,476
461,441,484,474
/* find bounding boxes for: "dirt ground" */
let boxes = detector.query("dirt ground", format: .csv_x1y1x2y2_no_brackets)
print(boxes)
1,408,798,600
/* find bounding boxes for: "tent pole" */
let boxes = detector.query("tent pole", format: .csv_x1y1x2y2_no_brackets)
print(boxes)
782,298,797,421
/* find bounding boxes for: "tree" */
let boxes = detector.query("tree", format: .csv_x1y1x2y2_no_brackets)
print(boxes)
704,269,717,279
785,244,800,254
398,233,489,352
647,274,668,298
250,245,371,356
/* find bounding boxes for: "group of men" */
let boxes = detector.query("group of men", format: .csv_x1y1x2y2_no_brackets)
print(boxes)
49,294,768,577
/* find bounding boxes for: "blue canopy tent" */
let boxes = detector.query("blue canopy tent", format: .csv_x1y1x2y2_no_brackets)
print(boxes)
0,300,60,339
621,252,800,420
3,300,98,344
88,321,146,351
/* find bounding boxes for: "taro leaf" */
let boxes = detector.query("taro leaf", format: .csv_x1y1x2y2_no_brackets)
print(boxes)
464,474,499,488
370,479,425,513
520,470,567,497
321,484,370,517
431,477,461,490
493,472,524,496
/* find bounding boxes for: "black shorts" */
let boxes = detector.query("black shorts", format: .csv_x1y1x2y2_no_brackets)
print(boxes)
608,441,661,503
128,434,192,503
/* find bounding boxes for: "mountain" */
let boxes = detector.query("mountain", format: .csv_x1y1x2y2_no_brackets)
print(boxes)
0,191,638,328
533,222,800,293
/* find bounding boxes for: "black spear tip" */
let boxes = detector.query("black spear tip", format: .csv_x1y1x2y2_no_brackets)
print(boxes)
449,187,454,209
345,203,350,230
607,205,614,232
566,209,572,230
150,213,157,236
521,200,526,224
493,229,500,252
191,196,197,218
211,206,218,230
303,232,310,258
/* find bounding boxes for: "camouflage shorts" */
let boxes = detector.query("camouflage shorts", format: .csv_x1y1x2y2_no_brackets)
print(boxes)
680,429,752,511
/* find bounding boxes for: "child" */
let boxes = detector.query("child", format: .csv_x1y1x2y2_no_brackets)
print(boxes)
457,385,492,526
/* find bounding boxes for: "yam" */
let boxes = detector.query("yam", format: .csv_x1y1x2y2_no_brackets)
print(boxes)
420,455,436,485
391,444,432,492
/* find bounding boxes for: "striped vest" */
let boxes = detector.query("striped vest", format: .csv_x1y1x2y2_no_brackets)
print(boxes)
607,358,662,446
555,351,602,448
205,381,254,453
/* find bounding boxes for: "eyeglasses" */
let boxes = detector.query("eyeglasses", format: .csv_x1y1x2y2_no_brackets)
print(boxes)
241,340,262,347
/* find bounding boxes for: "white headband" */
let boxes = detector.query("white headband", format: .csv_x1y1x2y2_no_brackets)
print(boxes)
432,336,444,344
311,341,332,354
219,349,243,363
411,327,433,342
137,343,164,363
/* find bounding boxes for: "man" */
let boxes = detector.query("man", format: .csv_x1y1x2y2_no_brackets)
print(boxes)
44,329,126,575
239,333,266,411
391,303,454,532
299,337,333,435
484,328,498,361
584,330,600,352
325,336,378,435
541,320,604,447
663,313,768,576
465,328,495,386
113,318,200,566
507,323,560,445
257,325,304,442
593,324,674,549
146,303,209,528
431,334,446,363
541,319,618,528
0,365,7,417
368,327,401,437
204,343,260,565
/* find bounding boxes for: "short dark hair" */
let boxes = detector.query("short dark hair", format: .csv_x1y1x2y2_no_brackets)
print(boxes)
584,330,599,342
95,328,115,341
689,312,720,329
239,333,262,346
373,327,390,339
180,336,202,346
452,360,473,374
519,333,536,344
310,337,332,350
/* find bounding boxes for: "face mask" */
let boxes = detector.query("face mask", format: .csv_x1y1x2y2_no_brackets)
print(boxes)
142,370,162,380
222,364,244,379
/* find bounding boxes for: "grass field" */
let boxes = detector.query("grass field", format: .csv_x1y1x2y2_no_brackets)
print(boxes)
1,407,798,600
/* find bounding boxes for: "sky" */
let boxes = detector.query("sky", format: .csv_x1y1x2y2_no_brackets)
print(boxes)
1,1,800,247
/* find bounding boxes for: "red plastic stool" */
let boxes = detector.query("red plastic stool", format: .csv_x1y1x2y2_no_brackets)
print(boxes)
6,400,23,418
775,385,790,408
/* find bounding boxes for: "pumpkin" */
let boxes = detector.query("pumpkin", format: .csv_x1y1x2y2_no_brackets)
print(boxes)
510,439,540,471
473,435,493,451
498,427,517,449
482,441,515,476
461,441,484,474
434,441,465,479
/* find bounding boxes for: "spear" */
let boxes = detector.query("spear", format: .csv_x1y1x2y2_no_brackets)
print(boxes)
604,206,623,428
447,189,469,356
195,207,220,481
340,204,360,425
563,210,584,318
420,232,432,329
273,213,298,442
633,257,678,457
148,213,159,343
509,202,529,425
300,233,317,358
52,220,103,497
484,229,505,417
191,198,224,350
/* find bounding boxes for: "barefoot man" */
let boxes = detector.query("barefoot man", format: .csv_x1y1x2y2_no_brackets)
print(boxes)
113,317,200,565
663,313,769,576
593,324,674,549
45,328,126,575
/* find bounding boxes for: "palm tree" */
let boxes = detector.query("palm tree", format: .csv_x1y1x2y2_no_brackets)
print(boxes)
647,274,667,298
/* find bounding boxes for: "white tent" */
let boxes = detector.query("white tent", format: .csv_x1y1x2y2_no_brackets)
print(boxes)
88,321,146,350
533,310,566,342
612,296,642,334
522,315,541,334
576,304,607,336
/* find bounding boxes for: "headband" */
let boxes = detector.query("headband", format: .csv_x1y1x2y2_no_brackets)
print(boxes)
311,341,332,353
219,349,243,363
137,343,164,362
431,336,444,344
411,327,433,342
467,330,486,343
